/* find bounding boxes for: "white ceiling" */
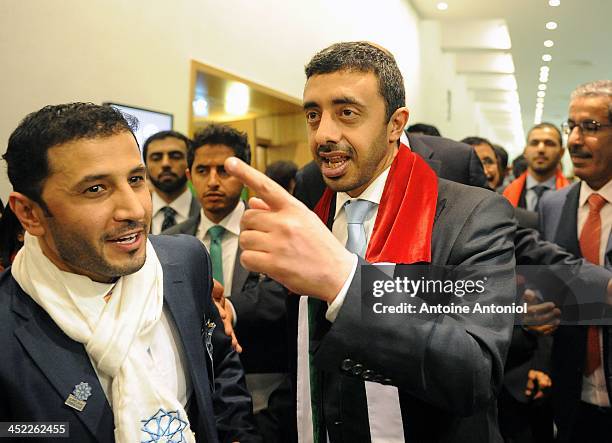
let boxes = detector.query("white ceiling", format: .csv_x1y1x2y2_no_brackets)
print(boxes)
410,0,612,156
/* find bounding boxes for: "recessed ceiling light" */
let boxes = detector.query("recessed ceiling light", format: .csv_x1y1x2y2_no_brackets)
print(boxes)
540,66,550,72
548,0,560,6
544,40,554,47
436,2,449,10
537,91,546,98
538,84,547,91
546,21,558,30
542,54,553,62
537,97,545,104
540,76,549,83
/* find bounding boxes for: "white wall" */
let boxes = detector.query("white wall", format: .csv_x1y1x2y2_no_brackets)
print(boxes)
0,0,424,202
414,21,482,141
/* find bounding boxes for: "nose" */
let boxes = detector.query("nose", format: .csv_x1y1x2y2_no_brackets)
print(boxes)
314,112,342,147
536,142,546,153
113,183,147,223
207,168,220,188
567,125,583,147
160,153,171,168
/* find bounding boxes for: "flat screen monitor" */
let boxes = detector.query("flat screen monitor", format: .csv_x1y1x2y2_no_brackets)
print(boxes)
104,102,173,149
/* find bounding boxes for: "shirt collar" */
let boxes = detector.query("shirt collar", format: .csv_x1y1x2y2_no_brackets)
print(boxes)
152,188,193,219
579,178,612,208
198,201,245,238
526,173,557,190
334,166,391,221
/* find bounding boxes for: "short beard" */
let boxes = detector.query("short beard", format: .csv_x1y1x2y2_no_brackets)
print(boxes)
150,174,187,194
47,219,146,281
531,162,558,176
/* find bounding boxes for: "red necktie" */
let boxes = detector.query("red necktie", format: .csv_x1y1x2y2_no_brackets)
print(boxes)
578,193,607,375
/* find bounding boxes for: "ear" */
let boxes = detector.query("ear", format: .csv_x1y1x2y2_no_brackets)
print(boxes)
9,192,47,237
186,168,192,182
388,107,410,144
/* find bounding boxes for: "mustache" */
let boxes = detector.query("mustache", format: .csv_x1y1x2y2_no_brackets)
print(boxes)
317,143,353,155
104,221,147,240
568,145,590,157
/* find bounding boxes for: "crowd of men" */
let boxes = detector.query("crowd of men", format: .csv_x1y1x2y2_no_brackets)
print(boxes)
0,41,611,443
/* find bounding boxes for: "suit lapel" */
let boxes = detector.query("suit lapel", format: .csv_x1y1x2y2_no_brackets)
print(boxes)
230,246,249,297
407,133,441,175
161,263,211,395
188,195,201,218
161,262,217,441
553,184,581,257
12,287,113,442
606,232,612,267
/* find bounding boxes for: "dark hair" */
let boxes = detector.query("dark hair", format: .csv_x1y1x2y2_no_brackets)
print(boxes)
460,136,494,149
2,103,136,212
305,41,405,122
190,124,251,168
0,204,24,268
493,145,509,171
512,154,528,179
406,123,441,137
142,130,192,164
527,122,562,146
265,160,298,191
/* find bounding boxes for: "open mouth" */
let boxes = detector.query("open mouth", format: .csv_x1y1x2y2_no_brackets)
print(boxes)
111,233,139,245
319,152,351,178
108,231,143,246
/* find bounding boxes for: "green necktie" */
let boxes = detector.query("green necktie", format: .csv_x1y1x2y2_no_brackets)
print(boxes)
207,225,225,285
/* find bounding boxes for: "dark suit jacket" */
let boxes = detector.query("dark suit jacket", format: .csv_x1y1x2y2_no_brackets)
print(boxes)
0,235,259,443
293,133,487,209
163,210,289,374
305,178,516,443
538,182,612,442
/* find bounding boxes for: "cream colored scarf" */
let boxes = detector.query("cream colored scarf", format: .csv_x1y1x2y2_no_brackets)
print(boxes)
12,233,196,443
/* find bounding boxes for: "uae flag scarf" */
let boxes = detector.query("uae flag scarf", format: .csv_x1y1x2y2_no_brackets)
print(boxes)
296,141,438,442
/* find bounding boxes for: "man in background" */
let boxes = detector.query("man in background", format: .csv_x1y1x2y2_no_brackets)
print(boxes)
539,80,612,442
163,124,292,442
462,136,503,189
143,130,201,234
504,123,569,211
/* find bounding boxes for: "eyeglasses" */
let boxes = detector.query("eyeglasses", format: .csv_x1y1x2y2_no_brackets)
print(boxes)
562,119,612,136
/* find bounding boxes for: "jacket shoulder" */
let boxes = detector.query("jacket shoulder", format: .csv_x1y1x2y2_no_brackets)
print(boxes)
149,234,208,266
161,214,200,235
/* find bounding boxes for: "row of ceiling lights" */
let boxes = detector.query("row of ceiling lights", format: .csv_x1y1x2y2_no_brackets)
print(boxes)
534,0,561,124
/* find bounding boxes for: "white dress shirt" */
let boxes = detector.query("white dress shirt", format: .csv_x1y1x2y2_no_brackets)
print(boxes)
325,166,391,322
195,203,244,299
578,179,612,407
151,188,194,234
525,173,557,212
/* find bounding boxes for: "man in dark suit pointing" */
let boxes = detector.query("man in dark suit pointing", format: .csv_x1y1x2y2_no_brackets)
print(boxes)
226,41,517,442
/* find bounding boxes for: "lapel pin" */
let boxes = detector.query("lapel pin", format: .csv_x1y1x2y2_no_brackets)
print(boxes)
65,382,92,412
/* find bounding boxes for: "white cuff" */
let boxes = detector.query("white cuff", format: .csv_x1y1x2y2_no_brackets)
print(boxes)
325,254,358,323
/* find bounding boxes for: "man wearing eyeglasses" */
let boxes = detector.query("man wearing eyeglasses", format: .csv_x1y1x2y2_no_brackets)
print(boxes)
539,80,612,443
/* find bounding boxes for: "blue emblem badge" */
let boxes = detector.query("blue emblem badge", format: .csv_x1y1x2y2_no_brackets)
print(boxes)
65,382,92,412
141,408,188,443
73,382,92,401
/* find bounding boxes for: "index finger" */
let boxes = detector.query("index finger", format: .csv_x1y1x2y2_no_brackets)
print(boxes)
225,157,295,210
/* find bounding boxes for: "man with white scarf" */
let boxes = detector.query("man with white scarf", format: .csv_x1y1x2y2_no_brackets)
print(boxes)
0,103,260,442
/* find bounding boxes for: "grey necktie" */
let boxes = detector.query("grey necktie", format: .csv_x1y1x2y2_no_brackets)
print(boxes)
344,199,375,257
160,207,177,231
532,185,549,212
